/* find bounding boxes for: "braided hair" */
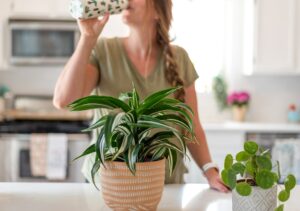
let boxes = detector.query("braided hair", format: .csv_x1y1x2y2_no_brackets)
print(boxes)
151,0,186,102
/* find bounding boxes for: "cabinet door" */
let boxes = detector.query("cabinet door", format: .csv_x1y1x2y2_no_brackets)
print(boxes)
251,0,297,74
11,0,72,17
184,131,244,183
12,0,54,15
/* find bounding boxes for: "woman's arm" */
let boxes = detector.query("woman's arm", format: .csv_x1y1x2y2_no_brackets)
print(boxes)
53,15,109,109
184,83,229,192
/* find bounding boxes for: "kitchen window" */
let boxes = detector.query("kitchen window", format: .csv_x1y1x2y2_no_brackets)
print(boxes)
171,0,226,92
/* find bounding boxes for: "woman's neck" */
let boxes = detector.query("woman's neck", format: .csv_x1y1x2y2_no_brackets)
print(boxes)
125,26,158,60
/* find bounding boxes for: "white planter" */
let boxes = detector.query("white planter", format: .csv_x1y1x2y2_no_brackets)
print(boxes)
232,185,277,211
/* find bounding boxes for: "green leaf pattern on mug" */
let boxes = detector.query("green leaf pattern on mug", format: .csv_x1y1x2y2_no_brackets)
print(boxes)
70,0,129,19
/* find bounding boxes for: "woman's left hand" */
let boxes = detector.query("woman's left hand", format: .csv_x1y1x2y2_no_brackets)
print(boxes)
204,168,230,193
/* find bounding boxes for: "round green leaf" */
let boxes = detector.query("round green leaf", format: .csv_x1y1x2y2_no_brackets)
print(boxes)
256,155,272,170
244,141,258,155
236,151,251,162
224,154,233,170
275,204,284,211
284,174,296,191
256,170,275,189
236,182,252,196
232,162,246,176
278,190,290,202
227,169,237,190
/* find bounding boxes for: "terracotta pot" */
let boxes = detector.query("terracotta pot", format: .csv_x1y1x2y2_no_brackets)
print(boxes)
232,185,277,211
232,106,247,122
100,159,165,211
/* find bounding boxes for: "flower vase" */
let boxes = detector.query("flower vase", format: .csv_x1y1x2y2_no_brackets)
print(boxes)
232,106,247,122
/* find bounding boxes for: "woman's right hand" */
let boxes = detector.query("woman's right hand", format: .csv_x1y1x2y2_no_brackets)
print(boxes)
77,13,110,44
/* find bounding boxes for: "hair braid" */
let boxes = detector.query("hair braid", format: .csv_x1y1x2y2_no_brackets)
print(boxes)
153,0,186,102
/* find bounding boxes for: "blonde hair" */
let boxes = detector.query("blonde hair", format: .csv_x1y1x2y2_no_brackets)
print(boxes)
149,0,185,102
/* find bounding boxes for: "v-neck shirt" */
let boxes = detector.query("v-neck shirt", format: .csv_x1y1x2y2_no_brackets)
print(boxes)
89,37,198,100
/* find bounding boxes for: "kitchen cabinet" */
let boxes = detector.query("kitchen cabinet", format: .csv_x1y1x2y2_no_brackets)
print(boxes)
245,0,300,75
184,130,244,183
11,0,71,17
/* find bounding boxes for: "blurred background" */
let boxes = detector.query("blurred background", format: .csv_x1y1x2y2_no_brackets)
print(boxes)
0,0,299,184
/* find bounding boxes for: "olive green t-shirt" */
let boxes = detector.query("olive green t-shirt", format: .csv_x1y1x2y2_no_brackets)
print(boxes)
82,37,199,184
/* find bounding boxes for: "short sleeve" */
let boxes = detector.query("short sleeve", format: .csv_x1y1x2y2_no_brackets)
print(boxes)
89,49,99,70
88,38,106,72
174,46,199,87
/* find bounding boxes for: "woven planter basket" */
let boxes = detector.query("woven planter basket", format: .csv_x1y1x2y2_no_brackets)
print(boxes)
232,185,277,211
100,159,165,211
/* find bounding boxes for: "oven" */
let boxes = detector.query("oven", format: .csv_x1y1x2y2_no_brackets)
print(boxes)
0,120,90,183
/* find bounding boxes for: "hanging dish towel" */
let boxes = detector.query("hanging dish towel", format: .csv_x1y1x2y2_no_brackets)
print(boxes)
46,134,68,180
30,134,47,177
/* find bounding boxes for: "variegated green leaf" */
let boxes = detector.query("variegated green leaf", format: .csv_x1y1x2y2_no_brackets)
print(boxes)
68,95,131,112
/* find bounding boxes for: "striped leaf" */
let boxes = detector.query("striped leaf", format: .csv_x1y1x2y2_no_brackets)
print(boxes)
91,158,101,190
72,144,95,161
167,149,178,176
81,116,107,132
68,95,131,112
138,87,180,113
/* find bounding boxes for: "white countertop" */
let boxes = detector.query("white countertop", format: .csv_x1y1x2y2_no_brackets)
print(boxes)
203,121,300,133
0,183,299,211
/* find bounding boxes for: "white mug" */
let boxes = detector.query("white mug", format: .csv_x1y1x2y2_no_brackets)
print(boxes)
70,0,129,19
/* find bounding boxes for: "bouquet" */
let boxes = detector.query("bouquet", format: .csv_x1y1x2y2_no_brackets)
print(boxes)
227,91,250,107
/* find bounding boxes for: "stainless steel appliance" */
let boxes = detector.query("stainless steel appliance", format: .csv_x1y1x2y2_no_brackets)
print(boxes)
8,17,80,65
0,95,92,183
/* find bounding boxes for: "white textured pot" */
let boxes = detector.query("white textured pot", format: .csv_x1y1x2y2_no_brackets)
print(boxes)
100,159,165,211
232,185,277,211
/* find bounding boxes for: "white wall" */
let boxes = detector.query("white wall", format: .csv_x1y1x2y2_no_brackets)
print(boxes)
0,0,299,123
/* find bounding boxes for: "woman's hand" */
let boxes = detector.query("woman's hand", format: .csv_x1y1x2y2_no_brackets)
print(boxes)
204,168,230,193
77,13,110,45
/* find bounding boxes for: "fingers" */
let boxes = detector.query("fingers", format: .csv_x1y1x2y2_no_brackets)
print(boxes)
209,177,231,193
97,13,110,26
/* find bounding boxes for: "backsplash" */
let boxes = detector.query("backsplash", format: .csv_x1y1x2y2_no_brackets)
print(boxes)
0,68,299,123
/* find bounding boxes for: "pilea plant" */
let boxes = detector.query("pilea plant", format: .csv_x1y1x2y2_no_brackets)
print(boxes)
221,141,296,211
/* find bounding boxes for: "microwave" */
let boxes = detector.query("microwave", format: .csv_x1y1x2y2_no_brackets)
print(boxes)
8,17,80,65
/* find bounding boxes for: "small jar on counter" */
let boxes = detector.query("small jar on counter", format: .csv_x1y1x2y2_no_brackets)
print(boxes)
287,104,300,123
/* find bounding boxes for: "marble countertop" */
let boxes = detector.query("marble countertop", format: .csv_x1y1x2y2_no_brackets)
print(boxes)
0,183,299,211
203,121,300,133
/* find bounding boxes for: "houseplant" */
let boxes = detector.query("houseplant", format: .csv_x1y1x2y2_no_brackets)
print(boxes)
68,86,196,210
227,91,250,121
221,141,296,211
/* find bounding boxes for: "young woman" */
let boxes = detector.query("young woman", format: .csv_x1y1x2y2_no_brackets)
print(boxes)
53,0,229,192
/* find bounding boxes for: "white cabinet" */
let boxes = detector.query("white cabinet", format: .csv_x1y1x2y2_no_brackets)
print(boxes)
184,131,244,183
11,0,71,17
244,0,300,75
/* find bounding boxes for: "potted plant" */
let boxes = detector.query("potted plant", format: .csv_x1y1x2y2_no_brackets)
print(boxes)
227,91,250,122
68,86,196,210
221,141,296,211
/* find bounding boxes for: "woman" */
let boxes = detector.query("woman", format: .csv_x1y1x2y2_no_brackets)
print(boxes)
53,0,228,192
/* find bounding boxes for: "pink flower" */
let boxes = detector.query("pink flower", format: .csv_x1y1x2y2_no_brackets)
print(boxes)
227,91,250,107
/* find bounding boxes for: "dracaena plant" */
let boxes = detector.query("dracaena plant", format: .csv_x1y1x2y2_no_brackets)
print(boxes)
68,86,196,188
221,141,296,211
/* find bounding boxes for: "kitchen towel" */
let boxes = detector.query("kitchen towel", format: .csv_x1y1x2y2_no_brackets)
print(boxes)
272,139,300,183
30,134,48,177
46,134,68,180
70,0,129,19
